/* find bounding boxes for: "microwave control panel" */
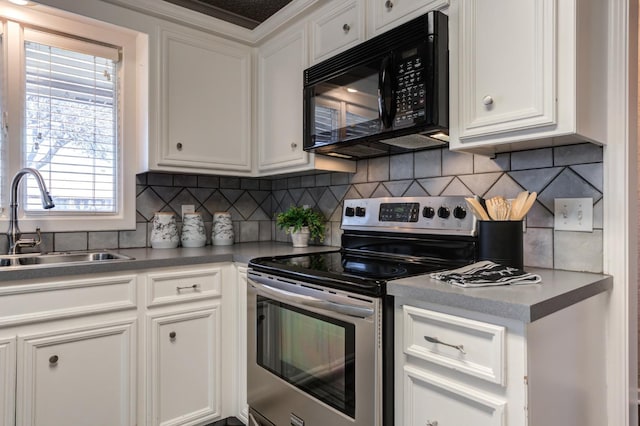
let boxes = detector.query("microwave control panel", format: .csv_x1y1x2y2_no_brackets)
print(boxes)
395,49,426,128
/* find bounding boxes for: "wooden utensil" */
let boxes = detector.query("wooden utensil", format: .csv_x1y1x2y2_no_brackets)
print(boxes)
465,197,490,220
512,191,537,220
510,191,530,220
486,196,511,220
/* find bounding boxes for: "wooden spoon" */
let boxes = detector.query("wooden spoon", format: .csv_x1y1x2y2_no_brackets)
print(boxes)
465,197,490,220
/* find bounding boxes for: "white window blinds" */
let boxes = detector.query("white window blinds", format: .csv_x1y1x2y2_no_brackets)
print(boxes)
23,29,120,213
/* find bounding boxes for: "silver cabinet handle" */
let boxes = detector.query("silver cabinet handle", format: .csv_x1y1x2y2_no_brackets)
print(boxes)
49,355,59,366
176,284,200,292
482,95,494,106
385,0,394,10
426,421,439,426
424,335,466,354
343,23,351,33
176,142,183,151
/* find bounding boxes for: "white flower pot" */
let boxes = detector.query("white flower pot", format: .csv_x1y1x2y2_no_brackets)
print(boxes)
290,226,310,248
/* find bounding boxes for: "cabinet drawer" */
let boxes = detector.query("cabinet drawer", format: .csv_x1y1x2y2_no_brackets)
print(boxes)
403,365,506,426
146,266,222,307
0,275,137,327
402,305,505,384
311,0,363,63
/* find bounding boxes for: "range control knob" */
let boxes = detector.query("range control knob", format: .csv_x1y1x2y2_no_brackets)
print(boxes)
437,206,450,219
453,206,467,219
422,206,435,219
355,207,366,217
345,206,355,217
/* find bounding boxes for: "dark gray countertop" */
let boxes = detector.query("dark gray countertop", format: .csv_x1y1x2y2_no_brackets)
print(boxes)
0,242,337,282
388,268,612,323
0,243,612,323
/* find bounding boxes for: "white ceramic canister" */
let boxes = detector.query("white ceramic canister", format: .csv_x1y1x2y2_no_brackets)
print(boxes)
150,212,179,249
212,211,234,246
180,212,207,248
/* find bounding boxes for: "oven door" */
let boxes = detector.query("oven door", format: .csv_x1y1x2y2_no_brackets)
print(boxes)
247,270,382,426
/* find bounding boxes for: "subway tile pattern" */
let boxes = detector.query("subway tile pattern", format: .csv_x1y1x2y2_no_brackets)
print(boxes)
46,143,604,273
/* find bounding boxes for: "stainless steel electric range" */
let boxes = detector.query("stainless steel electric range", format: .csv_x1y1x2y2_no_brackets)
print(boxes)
247,196,478,426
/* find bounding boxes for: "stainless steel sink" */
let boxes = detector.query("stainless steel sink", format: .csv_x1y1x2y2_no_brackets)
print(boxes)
0,251,135,268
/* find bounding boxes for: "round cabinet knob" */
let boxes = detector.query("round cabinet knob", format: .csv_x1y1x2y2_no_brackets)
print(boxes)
169,331,177,340
385,0,394,10
422,206,435,219
437,206,450,219
176,142,183,151
343,23,351,33
482,95,494,106
49,355,59,366
291,142,298,150
453,206,467,219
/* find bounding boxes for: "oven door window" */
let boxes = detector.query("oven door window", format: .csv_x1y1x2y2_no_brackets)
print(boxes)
256,295,356,418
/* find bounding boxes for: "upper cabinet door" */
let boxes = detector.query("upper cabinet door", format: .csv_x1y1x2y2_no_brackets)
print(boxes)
449,0,607,155
310,0,365,64
456,0,556,140
368,0,449,37
156,27,252,174
257,25,309,172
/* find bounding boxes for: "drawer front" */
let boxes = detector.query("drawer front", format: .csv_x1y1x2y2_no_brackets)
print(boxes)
403,365,506,426
403,305,505,385
146,266,222,307
0,275,137,327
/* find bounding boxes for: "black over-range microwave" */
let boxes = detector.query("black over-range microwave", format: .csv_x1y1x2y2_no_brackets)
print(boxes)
303,10,449,160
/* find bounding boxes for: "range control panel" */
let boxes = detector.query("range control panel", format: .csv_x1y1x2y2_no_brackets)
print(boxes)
342,197,477,236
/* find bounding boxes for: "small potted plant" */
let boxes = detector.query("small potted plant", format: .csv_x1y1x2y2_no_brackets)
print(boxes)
276,205,326,247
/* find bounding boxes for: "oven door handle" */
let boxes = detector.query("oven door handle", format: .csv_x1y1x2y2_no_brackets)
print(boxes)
249,278,374,319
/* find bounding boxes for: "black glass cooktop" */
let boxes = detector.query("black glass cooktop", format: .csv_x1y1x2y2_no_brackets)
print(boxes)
249,250,456,297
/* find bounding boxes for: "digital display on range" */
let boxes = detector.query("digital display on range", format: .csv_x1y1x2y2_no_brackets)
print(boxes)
379,203,419,222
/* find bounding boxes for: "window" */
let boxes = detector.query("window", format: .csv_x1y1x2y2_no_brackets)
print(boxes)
24,30,119,213
1,4,144,232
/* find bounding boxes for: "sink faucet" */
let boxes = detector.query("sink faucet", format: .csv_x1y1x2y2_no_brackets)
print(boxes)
7,168,55,254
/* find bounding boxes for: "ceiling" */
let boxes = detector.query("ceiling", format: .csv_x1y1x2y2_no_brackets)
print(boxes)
162,0,294,29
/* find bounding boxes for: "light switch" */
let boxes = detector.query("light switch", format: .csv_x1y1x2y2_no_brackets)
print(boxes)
554,198,593,232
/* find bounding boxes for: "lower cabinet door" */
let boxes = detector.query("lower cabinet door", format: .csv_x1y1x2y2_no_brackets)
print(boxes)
16,320,136,426
0,337,15,426
147,307,220,426
403,365,506,426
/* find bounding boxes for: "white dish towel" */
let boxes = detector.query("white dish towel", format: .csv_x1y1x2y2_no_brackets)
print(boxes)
430,261,542,288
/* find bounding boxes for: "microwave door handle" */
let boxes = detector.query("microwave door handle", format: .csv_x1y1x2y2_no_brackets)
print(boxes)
378,55,395,129
249,280,374,319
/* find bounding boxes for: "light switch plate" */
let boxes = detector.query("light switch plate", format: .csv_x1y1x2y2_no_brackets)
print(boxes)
554,198,593,232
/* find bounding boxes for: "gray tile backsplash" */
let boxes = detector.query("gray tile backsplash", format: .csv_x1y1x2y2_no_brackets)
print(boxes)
43,143,604,273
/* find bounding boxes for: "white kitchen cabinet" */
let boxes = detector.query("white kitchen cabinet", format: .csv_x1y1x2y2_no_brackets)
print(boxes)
16,320,136,426
147,307,219,426
367,0,449,37
0,337,15,426
149,25,252,175
234,265,248,423
309,0,365,64
395,294,608,426
0,273,138,426
449,0,608,155
257,24,355,175
142,264,231,426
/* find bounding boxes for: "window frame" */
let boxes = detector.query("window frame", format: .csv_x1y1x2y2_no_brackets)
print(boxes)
0,3,142,233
